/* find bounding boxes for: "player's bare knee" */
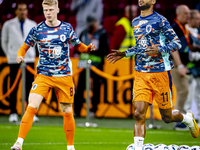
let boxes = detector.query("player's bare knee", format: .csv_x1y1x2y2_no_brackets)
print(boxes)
60,103,72,113
134,110,146,121
28,101,40,110
62,107,72,113
28,93,43,110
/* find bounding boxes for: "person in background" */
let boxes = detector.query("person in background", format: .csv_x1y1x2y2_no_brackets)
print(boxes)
184,9,200,128
10,0,96,149
1,2,39,123
70,0,103,37
107,0,199,149
171,5,191,130
0,20,4,56
74,15,109,117
110,5,138,55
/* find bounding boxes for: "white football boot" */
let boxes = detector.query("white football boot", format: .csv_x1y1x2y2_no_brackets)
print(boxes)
11,141,22,150
185,111,199,138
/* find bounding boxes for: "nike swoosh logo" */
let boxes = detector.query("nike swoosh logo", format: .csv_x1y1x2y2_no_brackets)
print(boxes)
67,130,73,132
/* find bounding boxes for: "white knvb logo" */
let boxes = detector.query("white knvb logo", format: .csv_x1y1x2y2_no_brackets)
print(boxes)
146,25,152,33
60,34,66,42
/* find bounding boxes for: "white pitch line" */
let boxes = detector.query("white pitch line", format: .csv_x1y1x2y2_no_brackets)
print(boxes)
0,142,131,146
147,131,185,135
1,141,199,146
84,129,186,135
0,126,188,135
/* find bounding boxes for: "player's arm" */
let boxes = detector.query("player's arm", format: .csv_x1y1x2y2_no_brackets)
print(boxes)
107,50,126,64
74,42,96,53
157,19,182,54
158,20,187,76
16,42,30,64
16,26,36,64
107,46,136,64
124,47,137,57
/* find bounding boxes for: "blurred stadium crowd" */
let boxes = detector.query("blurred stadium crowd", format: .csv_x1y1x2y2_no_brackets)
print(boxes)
0,0,199,53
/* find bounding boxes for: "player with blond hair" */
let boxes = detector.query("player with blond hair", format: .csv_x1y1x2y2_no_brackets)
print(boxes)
11,0,96,150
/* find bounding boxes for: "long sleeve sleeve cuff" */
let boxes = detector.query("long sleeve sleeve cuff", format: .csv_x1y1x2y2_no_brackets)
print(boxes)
125,49,136,57
74,42,90,53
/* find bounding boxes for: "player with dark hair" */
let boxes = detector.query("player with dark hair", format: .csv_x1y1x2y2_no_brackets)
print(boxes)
107,0,199,150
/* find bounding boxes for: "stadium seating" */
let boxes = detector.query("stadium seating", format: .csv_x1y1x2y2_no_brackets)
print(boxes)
0,0,198,28
103,15,118,38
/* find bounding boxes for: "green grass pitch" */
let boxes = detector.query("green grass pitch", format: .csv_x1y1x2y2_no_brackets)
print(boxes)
0,116,199,150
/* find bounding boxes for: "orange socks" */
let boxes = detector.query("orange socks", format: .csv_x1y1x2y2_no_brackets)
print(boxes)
63,110,75,146
18,106,37,139
17,106,75,146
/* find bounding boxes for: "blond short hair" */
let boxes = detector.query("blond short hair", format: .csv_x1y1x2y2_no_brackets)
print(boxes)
42,0,58,7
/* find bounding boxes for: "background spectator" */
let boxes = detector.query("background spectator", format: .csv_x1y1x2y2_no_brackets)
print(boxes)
171,4,191,130
70,0,103,38
184,9,200,128
110,4,138,55
74,15,109,117
1,2,38,123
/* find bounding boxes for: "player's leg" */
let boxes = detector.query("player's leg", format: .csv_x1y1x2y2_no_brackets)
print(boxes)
55,75,75,150
133,101,149,150
11,93,43,150
159,108,199,138
11,74,52,150
156,71,199,138
132,71,154,150
159,108,182,123
26,63,39,123
60,103,75,150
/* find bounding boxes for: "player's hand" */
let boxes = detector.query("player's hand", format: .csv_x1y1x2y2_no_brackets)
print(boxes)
88,43,97,52
145,41,159,55
16,56,24,64
107,50,126,64
145,45,159,55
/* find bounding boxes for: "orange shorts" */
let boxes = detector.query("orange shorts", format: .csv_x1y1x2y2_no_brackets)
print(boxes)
133,71,173,109
30,74,74,103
